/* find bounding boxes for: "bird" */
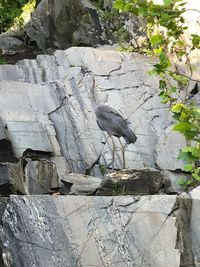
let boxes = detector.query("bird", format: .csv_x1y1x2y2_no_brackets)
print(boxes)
80,69,137,169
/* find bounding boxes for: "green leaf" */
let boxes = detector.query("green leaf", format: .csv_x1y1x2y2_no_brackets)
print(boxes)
153,47,163,55
178,151,197,162
113,0,125,10
170,87,177,93
163,0,172,5
159,91,171,104
171,103,185,113
191,109,200,119
176,2,187,8
191,34,200,48
148,68,158,75
150,34,164,46
159,52,171,68
182,146,200,158
192,171,200,181
173,122,196,133
159,80,167,89
178,178,191,187
138,7,148,16
179,111,188,122
183,164,193,172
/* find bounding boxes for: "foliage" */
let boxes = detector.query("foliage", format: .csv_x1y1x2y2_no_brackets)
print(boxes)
114,0,200,190
0,0,35,33
12,0,36,30
99,164,107,176
0,57,7,64
90,0,105,10
101,8,131,44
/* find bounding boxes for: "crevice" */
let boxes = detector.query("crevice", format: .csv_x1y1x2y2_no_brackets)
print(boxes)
22,148,52,159
175,196,194,267
0,197,9,267
190,82,199,96
0,139,19,163
48,81,68,116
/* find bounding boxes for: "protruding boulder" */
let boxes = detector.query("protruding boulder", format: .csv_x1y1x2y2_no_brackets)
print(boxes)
60,172,102,195
24,160,59,194
96,168,163,195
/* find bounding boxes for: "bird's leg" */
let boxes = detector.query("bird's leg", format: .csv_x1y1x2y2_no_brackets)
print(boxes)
118,138,127,169
110,135,115,170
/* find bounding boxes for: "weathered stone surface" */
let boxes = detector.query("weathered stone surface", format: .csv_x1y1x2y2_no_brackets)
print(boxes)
0,65,21,81
7,121,53,157
24,160,59,194
0,139,18,164
161,170,186,193
0,159,60,196
0,194,188,267
0,162,24,195
0,118,6,140
6,162,24,192
61,172,102,195
0,32,24,51
24,0,144,50
0,47,187,177
96,168,163,195
0,164,8,186
190,186,200,265
0,79,70,185
0,118,18,163
24,0,84,50
156,126,186,170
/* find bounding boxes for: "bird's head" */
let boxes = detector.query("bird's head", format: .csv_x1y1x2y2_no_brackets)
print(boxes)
81,67,93,78
77,67,94,87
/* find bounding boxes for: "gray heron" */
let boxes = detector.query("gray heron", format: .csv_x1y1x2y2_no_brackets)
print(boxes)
80,70,137,169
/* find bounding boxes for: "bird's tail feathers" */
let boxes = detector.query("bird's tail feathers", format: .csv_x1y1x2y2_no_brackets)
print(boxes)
123,127,137,144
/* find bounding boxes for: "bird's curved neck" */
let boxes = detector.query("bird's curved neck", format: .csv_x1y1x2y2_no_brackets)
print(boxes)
90,75,98,110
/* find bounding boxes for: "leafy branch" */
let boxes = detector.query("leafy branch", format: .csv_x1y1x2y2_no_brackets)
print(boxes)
114,0,200,190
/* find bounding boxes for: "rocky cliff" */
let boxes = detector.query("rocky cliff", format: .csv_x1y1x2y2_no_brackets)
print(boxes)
0,189,200,266
0,46,199,266
0,0,200,264
0,47,188,192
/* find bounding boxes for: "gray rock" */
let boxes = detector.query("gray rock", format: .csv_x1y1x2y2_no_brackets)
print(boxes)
0,117,6,140
24,160,59,194
189,186,200,265
162,170,187,193
24,0,144,50
61,172,102,195
0,65,21,82
0,33,24,51
0,194,194,266
0,117,18,163
96,168,163,195
0,47,187,178
0,159,60,195
0,162,24,195
156,126,186,170
25,0,84,50
7,121,53,157
0,164,8,186
0,159,60,196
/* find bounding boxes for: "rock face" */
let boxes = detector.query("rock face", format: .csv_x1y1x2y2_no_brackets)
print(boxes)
190,187,200,265
0,47,190,193
96,168,163,195
24,0,144,50
25,0,84,50
0,45,199,266
61,172,102,195
0,34,24,51
0,194,197,267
